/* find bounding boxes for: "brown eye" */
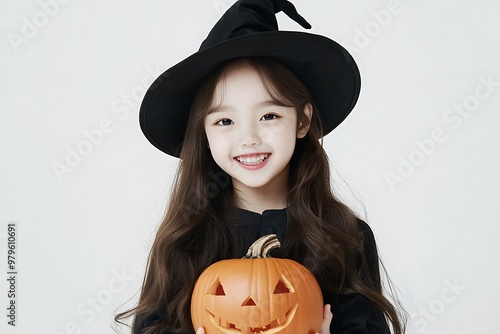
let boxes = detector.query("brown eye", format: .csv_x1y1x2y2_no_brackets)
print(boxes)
216,118,233,126
261,114,278,121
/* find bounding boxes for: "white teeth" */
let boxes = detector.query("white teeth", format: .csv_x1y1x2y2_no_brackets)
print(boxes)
236,154,269,165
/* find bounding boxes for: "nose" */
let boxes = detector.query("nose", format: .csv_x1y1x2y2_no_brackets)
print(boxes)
239,123,261,147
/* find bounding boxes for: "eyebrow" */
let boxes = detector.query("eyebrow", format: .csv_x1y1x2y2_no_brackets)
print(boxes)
207,100,280,115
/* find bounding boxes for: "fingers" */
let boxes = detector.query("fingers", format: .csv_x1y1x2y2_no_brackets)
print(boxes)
316,304,333,334
323,304,333,322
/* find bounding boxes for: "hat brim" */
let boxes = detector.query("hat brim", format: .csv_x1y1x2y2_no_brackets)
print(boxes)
139,31,361,157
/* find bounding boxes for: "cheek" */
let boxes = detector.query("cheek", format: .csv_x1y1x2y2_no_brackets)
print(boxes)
205,130,236,171
206,128,227,151
261,120,296,144
267,127,297,158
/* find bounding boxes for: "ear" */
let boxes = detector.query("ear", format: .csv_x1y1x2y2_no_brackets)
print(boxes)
297,103,313,139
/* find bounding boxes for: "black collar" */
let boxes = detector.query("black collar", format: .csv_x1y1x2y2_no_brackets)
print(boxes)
237,207,288,257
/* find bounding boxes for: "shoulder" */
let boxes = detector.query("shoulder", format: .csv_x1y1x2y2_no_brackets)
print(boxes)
356,218,377,248
328,293,390,334
353,218,383,291
356,218,374,237
354,218,378,259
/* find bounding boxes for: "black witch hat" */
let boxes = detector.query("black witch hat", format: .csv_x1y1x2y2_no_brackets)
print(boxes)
139,0,361,157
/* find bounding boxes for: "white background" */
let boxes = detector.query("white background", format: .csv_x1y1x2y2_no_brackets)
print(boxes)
1,0,499,333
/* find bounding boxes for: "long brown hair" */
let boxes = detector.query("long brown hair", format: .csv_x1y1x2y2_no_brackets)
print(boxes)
115,57,405,333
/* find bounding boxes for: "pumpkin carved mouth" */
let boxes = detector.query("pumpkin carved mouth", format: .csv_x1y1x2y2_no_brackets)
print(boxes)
206,304,298,334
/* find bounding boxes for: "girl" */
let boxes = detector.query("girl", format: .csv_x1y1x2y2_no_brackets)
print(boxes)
116,1,405,333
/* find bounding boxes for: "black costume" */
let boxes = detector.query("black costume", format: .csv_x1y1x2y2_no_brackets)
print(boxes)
133,208,390,334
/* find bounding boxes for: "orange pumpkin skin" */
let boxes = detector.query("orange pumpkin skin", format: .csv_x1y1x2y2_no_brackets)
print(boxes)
191,235,323,334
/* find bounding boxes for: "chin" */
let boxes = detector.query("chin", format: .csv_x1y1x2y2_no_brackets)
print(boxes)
234,177,276,190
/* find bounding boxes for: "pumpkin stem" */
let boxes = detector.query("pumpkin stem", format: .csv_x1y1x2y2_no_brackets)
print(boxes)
244,234,280,258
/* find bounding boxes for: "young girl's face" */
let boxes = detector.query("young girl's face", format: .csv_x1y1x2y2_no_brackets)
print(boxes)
204,65,308,192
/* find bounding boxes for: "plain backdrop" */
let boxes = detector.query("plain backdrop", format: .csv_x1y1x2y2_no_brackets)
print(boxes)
1,0,499,333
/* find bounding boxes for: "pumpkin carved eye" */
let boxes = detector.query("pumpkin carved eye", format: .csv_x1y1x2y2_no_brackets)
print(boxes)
207,278,226,296
273,274,294,294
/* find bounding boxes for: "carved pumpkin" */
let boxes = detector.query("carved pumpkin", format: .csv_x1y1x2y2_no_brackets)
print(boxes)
191,234,323,334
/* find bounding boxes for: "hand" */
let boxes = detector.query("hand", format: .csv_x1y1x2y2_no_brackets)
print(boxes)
316,304,333,334
196,327,205,334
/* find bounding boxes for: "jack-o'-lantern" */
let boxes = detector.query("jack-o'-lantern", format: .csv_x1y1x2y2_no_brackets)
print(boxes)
191,234,323,334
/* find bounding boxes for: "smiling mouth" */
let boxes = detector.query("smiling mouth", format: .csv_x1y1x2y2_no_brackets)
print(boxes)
205,304,297,334
234,153,270,165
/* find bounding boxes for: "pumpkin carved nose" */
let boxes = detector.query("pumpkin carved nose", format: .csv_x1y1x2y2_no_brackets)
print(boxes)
241,296,257,306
